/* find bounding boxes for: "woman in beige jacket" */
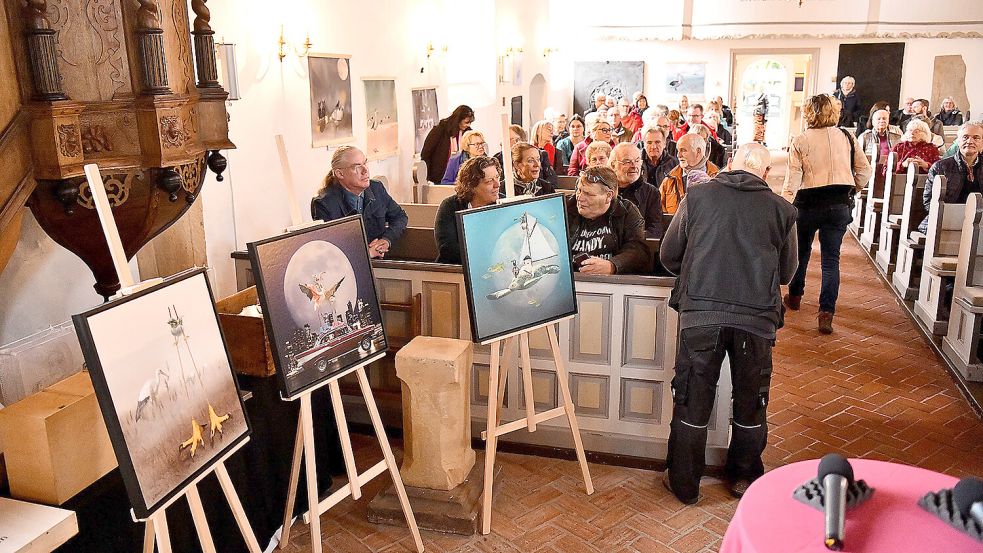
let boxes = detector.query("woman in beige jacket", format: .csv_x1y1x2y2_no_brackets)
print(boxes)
782,94,873,334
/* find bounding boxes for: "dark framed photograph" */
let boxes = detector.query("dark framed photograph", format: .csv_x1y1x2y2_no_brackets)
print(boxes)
247,216,387,399
72,268,250,519
457,194,577,344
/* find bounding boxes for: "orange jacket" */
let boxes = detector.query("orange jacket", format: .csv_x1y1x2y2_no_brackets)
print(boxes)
659,162,720,215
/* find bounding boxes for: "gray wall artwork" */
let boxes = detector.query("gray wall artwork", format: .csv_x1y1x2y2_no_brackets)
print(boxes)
573,61,644,116
309,54,354,147
663,63,706,95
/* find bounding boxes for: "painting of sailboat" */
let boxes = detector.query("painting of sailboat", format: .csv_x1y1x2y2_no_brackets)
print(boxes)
458,194,577,343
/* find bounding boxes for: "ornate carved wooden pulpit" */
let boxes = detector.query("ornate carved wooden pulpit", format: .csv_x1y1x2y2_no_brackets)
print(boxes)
1,0,233,297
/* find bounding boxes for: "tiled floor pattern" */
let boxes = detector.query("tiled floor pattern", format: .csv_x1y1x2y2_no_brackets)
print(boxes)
280,235,983,553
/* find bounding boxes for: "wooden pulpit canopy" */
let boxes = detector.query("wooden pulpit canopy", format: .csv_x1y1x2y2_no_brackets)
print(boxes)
0,0,234,297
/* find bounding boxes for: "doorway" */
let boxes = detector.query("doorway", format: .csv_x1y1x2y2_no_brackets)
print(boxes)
730,50,818,149
529,73,548,127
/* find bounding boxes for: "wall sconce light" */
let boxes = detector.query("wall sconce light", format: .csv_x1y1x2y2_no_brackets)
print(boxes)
543,47,558,58
425,41,448,60
504,47,523,57
278,24,312,62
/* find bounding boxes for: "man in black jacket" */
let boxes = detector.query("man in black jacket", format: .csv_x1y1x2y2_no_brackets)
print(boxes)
611,142,664,239
640,126,679,190
919,121,983,232
659,143,798,504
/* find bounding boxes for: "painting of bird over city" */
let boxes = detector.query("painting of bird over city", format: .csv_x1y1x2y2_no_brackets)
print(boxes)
248,215,387,399
458,194,577,344
72,269,249,519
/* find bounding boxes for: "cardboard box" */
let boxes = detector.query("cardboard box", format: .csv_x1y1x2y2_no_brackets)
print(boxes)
215,285,277,377
0,497,78,552
0,372,116,505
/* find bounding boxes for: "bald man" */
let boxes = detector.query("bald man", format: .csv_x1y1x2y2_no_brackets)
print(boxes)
659,143,798,505
659,134,719,214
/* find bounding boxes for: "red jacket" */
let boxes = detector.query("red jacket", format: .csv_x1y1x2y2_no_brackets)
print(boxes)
891,141,940,174
672,121,718,141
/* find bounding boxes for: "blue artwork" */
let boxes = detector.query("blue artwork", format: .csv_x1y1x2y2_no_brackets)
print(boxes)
458,194,577,343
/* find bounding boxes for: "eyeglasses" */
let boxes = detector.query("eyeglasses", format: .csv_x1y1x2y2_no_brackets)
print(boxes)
469,142,487,148
579,171,614,189
596,126,612,132
344,162,368,173
616,158,642,167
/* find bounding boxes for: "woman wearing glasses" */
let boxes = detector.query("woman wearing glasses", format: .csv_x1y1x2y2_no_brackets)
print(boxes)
440,130,487,184
434,156,502,264
567,115,616,175
566,166,648,275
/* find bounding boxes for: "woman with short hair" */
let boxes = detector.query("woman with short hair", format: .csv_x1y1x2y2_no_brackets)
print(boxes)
937,97,964,126
567,115,615,175
512,141,556,197
891,119,941,174
585,141,612,169
555,115,585,167
531,119,557,167
440,130,487,184
434,156,502,264
833,76,861,127
782,94,873,334
858,109,902,183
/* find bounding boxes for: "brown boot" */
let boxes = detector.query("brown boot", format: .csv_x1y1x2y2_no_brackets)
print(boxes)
818,311,834,334
783,294,801,311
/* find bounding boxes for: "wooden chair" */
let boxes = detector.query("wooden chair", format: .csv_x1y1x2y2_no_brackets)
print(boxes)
892,176,932,300
858,153,894,254
874,163,920,276
942,193,983,382
914,176,963,335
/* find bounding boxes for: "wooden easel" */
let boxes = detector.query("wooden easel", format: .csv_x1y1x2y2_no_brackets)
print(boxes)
83,164,262,553
271,137,423,553
479,319,594,535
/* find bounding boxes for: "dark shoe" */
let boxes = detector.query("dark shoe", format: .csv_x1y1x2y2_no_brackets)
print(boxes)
728,478,753,499
818,311,834,334
783,293,801,311
661,472,699,505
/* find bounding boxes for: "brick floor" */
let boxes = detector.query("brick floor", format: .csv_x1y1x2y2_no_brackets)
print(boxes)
280,236,983,553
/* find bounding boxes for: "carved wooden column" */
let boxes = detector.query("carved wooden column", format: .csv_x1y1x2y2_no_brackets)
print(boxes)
191,0,220,89
22,0,67,101
135,0,170,95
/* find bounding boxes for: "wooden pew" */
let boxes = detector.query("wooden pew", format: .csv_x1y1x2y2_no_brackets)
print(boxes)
914,176,962,335
401,203,439,228
858,153,894,254
848,155,874,236
387,227,439,262
557,175,578,190
942,192,983,382
874,163,919,276
892,175,932,300
418,183,456,204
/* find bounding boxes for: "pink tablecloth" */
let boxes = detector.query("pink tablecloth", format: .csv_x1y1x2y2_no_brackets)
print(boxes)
720,459,982,552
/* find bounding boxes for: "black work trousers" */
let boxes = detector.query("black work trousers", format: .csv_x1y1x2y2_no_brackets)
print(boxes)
666,325,774,502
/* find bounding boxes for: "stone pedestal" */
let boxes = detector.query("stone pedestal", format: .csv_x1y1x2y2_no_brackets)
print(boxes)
395,336,475,490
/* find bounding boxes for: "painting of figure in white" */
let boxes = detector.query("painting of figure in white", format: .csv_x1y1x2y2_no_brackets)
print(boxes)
309,54,354,147
73,269,249,518
363,78,398,159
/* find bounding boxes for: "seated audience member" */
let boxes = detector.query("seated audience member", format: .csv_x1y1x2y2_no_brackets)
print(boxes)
912,98,945,138
641,126,679,189
512,141,556,197
585,140,613,169
532,120,557,168
556,115,585,166
691,124,726,169
705,110,732,145
896,96,915,129
623,95,647,135
715,95,735,127
919,122,983,232
892,119,941,174
312,145,407,259
495,125,556,187
611,143,664,238
855,101,902,137
678,95,690,115
937,97,964,126
631,109,658,142
660,133,720,214
912,114,946,150
567,166,648,275
656,116,678,158
610,107,632,144
605,96,616,109
673,104,718,141
421,105,474,183
441,130,487,184
434,156,501,264
568,115,615,175
667,110,682,136
858,109,902,183
585,93,605,116
943,140,959,159
653,104,670,117
833,76,861,127
552,112,569,143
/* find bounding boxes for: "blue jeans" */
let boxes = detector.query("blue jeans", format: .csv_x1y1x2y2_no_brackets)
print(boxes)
787,204,852,313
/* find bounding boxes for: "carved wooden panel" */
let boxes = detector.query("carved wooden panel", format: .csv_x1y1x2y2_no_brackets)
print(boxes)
45,0,132,101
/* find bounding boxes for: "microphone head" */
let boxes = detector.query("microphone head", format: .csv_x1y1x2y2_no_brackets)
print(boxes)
952,477,983,518
818,453,854,485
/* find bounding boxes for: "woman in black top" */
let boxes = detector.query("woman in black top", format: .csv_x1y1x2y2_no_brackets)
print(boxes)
434,156,501,264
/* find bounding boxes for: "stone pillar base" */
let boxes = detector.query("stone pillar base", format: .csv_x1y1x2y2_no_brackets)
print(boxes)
367,457,500,535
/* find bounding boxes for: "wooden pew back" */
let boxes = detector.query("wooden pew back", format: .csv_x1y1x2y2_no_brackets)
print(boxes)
957,193,983,289
924,176,963,261
882,158,909,216
899,172,929,240
388,226,440,262
401,203,439,228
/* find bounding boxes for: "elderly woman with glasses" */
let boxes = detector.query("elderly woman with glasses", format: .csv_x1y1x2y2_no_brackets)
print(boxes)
567,115,615,175
441,130,487,184
312,145,407,259
891,119,941,174
566,166,648,275
434,156,502,264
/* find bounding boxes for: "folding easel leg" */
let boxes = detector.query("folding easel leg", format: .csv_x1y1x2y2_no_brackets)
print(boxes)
279,420,304,549
495,337,516,428
355,367,424,553
298,394,323,553
519,333,537,432
328,379,361,500
482,341,502,535
548,325,594,495
186,484,218,553
215,461,263,553
154,512,173,553
142,517,156,553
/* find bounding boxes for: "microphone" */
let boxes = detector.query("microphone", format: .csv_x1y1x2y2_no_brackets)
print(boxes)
953,477,983,527
818,454,854,551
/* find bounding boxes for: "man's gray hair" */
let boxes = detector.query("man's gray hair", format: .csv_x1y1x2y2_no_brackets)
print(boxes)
611,142,640,158
959,120,983,134
737,143,771,173
641,125,667,140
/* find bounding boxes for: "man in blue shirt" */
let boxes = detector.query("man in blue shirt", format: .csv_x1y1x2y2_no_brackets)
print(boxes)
311,146,407,258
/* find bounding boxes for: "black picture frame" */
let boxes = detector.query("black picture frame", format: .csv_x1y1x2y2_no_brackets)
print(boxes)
457,194,578,344
247,215,388,400
72,268,251,520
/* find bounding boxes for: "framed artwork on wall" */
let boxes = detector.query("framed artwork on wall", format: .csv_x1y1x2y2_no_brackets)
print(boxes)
457,194,577,344
309,53,354,147
362,78,398,160
663,62,707,95
411,87,439,155
247,216,387,399
72,269,250,519
573,61,644,116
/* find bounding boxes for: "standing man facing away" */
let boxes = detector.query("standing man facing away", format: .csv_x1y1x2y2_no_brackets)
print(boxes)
659,143,798,504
